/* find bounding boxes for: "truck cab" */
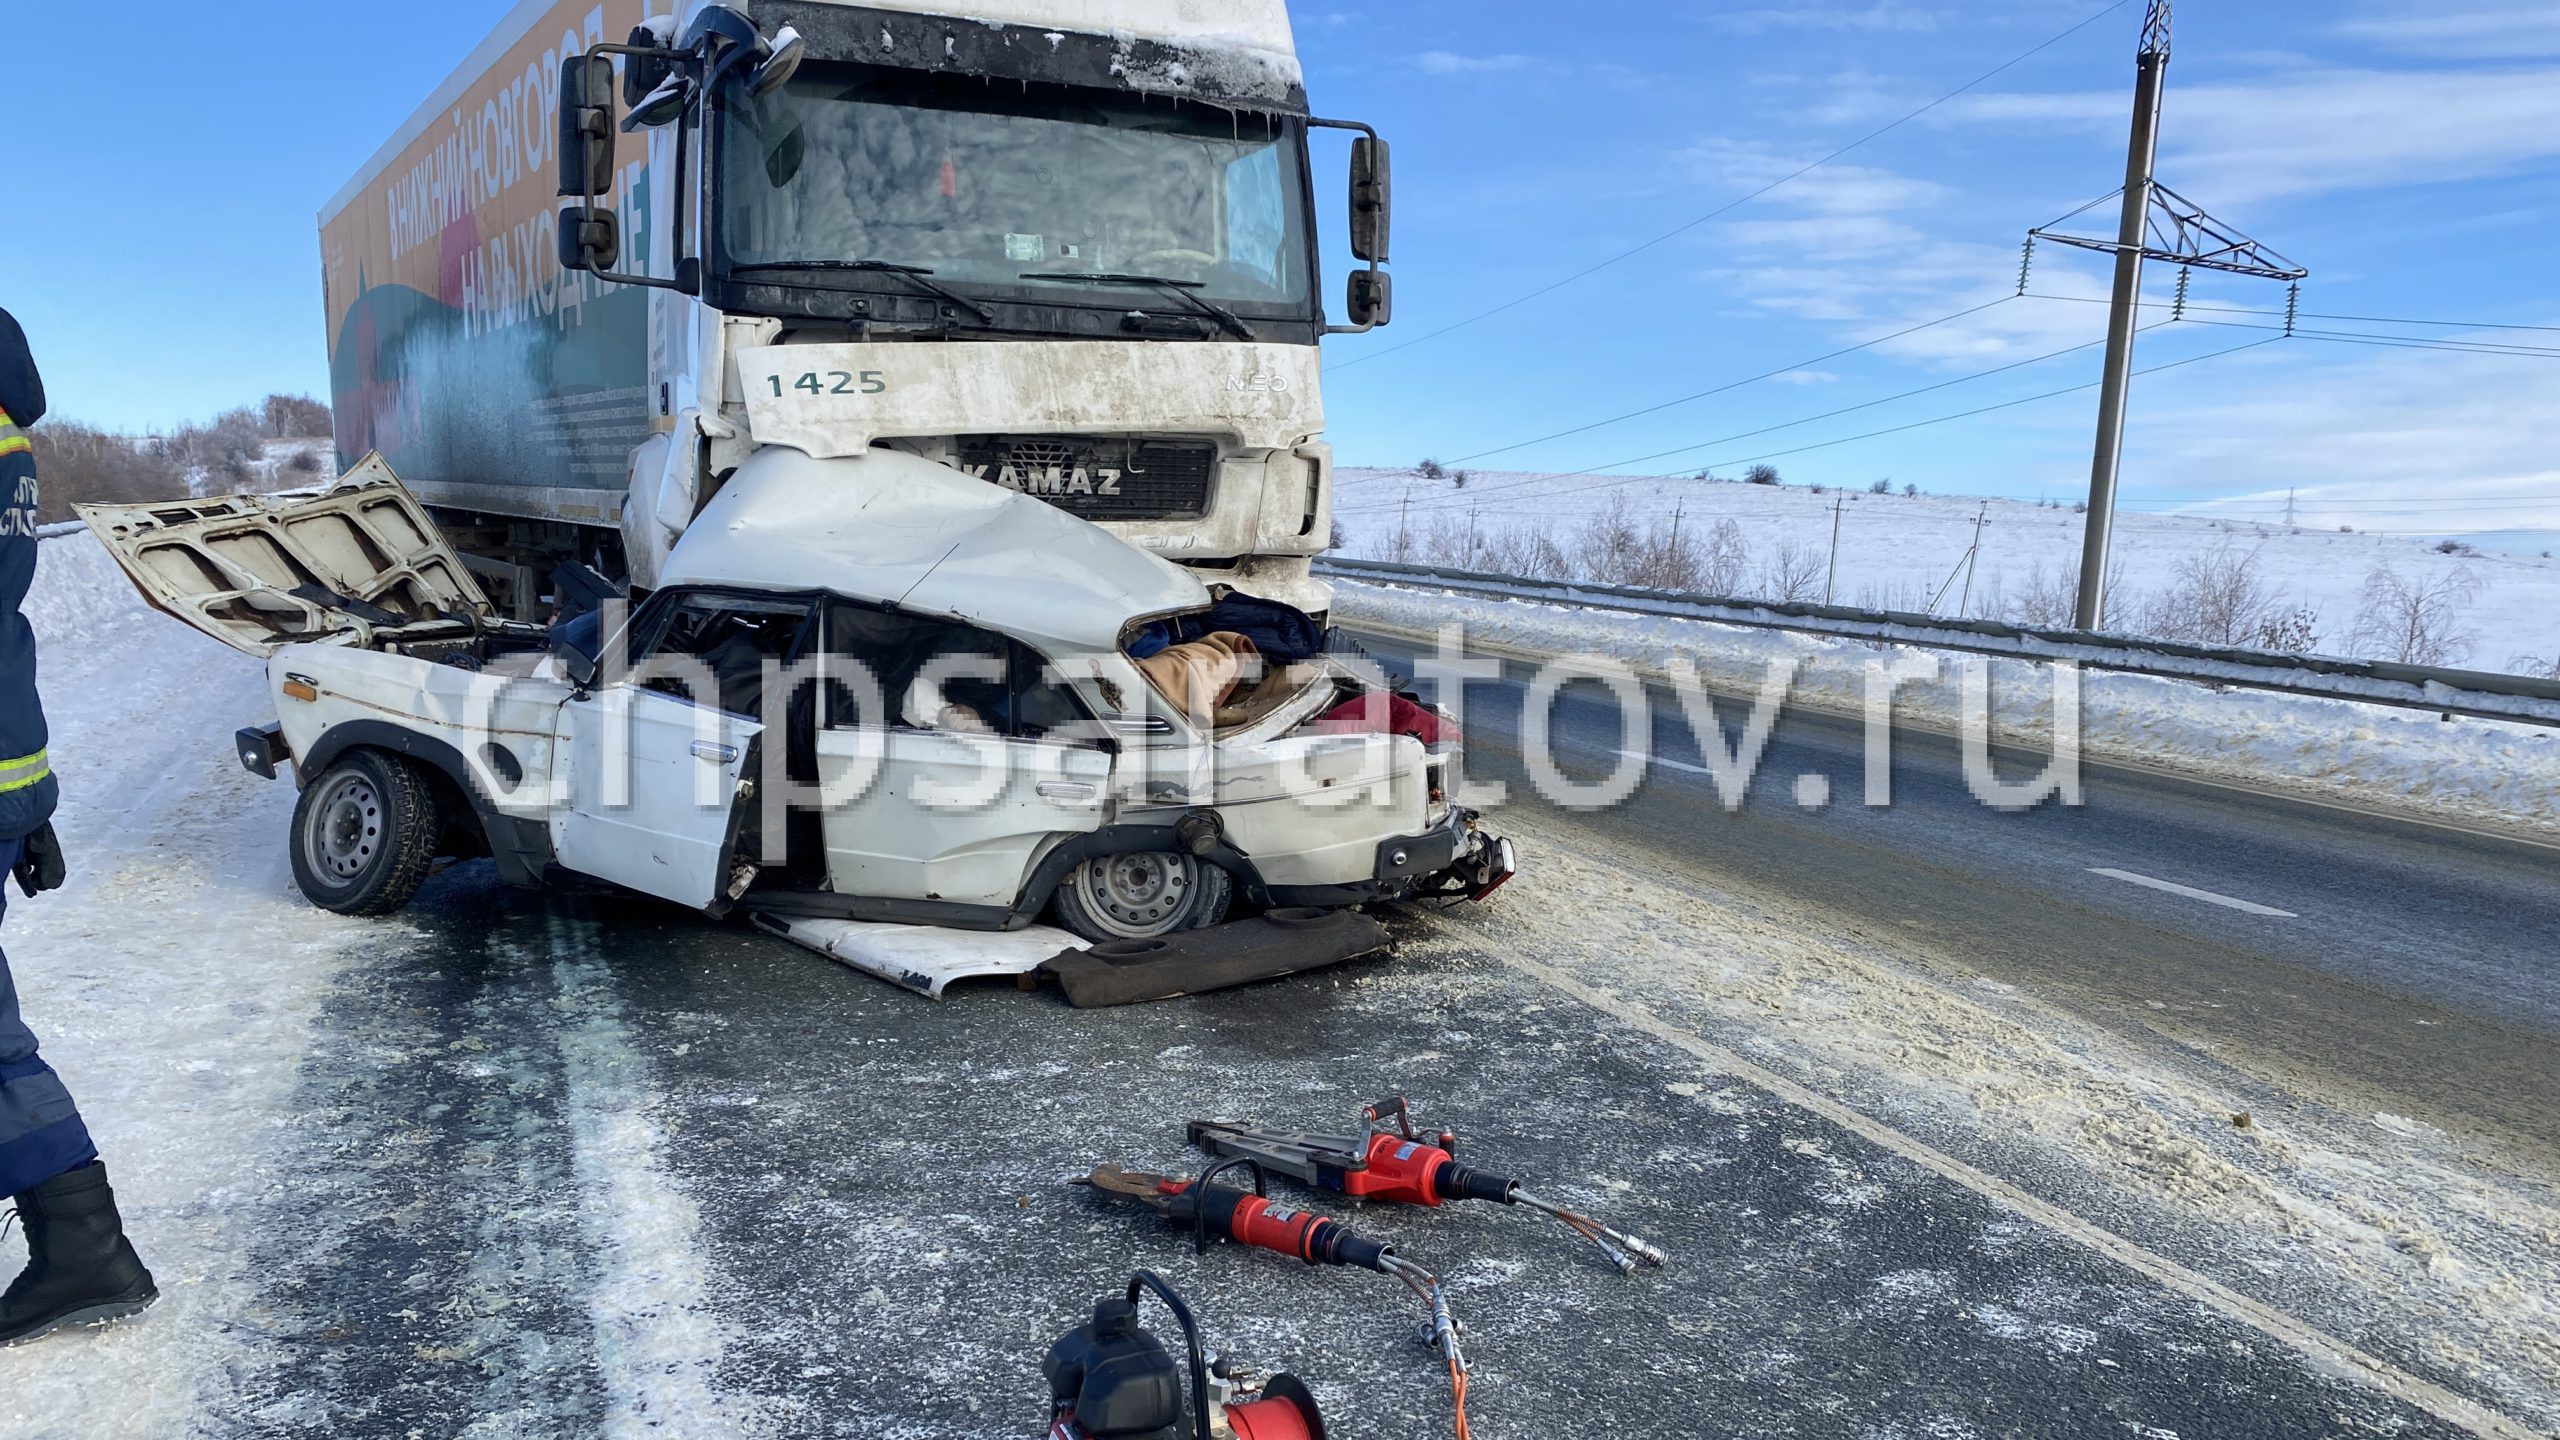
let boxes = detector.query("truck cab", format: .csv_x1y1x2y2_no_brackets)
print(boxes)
323,0,1390,621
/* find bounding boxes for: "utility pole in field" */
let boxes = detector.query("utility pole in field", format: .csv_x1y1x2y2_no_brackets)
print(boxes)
1959,503,1989,617
1823,496,1845,606
2071,0,2169,631
2023,0,2305,631
2285,488,2298,528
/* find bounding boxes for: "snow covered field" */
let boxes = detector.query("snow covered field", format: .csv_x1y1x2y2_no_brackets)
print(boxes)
1335,468,2560,677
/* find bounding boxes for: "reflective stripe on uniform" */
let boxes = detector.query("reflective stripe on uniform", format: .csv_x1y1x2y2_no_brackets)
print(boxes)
0,411,23,460
0,749,47,794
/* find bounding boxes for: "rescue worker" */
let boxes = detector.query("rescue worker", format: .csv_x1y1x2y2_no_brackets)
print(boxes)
0,307,157,1345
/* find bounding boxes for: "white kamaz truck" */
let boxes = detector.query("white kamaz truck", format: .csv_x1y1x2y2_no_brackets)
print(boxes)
319,0,1390,618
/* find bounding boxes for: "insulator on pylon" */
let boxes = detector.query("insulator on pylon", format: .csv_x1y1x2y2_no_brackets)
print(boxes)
2016,235,2036,296
2171,267,2191,320
2284,282,2300,337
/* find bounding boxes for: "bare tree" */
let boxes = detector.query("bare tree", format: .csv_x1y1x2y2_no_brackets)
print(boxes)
29,422,192,523
2510,652,2560,680
2138,542,2275,646
260,393,334,439
1744,464,1782,487
2007,563,2080,630
2348,562,2483,666
2250,606,2321,655
1414,458,1447,481
1694,518,1749,596
1572,494,1645,582
1758,542,1824,604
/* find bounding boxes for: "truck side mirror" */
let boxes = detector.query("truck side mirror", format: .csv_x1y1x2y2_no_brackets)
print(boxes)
1350,136,1392,264
1346,269,1393,329
559,207,622,274
557,54,617,200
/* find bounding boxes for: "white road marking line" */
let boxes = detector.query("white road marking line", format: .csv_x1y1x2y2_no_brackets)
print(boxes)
1499,950,2539,1440
2090,867,2298,917
548,912,772,1438
1619,747,1717,778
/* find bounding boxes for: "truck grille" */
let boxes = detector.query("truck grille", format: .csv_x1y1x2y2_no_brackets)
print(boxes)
955,436,1217,521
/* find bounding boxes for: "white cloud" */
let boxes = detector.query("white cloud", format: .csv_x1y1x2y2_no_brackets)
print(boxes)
1679,139,1954,215
2336,2,2560,60
2130,346,2560,540
1708,3,1940,35
1775,370,1843,384
1950,66,2560,205
1418,51,1529,76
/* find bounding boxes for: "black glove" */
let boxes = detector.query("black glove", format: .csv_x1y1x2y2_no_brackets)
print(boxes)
15,821,64,898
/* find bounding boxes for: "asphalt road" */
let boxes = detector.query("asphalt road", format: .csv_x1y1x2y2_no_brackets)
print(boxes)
199,882,2491,1438
1348,627,2560,1175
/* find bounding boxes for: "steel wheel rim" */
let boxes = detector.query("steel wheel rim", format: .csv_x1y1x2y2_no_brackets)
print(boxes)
1078,853,1194,936
306,772,385,883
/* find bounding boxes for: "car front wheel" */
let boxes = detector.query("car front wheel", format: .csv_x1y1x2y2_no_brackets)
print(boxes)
1052,851,1233,942
290,750,439,917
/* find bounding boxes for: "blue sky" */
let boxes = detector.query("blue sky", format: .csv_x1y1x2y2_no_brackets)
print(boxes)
9,0,2557,537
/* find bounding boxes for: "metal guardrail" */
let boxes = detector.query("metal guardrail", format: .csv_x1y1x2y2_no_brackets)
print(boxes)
35,520,87,540
1317,556,2560,729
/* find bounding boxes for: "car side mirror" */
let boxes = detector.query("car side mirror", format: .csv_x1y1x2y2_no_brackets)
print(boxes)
1346,269,1393,329
557,54,617,200
554,631,602,690
1350,136,1391,263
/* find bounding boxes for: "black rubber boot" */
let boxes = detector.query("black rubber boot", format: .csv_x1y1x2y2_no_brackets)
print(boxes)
0,1161,158,1345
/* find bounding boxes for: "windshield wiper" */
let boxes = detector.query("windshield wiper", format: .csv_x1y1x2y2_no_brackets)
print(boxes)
730,259,995,326
1020,272,1255,341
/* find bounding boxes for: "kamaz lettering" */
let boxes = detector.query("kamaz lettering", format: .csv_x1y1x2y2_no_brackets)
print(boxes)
965,465,1126,498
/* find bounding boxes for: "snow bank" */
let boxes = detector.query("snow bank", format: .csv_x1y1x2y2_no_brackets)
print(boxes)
1336,580,2560,836
0,535,369,1433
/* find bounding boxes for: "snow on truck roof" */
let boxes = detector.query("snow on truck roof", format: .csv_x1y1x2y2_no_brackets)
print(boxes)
659,446,1210,652
323,0,1302,226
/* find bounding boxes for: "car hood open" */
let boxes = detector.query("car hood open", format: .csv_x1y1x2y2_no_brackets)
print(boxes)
76,454,495,658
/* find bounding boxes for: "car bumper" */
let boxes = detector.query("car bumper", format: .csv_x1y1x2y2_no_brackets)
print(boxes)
1264,806,1516,908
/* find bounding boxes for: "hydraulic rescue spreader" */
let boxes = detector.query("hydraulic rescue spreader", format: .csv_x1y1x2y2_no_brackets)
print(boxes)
1188,1096,1669,1276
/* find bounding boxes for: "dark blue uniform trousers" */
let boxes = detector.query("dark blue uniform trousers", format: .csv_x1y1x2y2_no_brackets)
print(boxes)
0,835,97,1199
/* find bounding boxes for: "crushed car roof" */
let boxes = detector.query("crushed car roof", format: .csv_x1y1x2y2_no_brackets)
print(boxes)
659,447,1211,652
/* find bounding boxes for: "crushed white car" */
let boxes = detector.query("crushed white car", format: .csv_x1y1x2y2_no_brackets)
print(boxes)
80,455,1514,947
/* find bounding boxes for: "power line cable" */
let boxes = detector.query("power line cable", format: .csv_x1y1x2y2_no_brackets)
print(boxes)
1346,318,2140,514
1327,0,2137,374
1448,296,2018,465
1352,333,2278,522
2022,292,2560,356
2019,289,2560,335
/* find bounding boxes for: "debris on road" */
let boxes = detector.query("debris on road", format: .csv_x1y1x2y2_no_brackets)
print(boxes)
1043,909,1392,1008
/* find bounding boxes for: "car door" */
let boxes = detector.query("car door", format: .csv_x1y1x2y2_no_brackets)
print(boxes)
550,591,812,911
810,605,1111,910
553,688,761,911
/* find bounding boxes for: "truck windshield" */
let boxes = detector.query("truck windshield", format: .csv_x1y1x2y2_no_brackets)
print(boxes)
719,65,1314,316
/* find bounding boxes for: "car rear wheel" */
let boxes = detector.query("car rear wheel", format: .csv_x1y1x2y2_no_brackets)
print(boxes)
290,750,438,917
1053,851,1233,942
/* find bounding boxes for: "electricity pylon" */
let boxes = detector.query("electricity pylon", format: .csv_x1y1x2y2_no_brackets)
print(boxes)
2022,0,2307,630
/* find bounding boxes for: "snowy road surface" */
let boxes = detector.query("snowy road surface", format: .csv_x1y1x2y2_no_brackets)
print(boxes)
0,538,2552,1438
